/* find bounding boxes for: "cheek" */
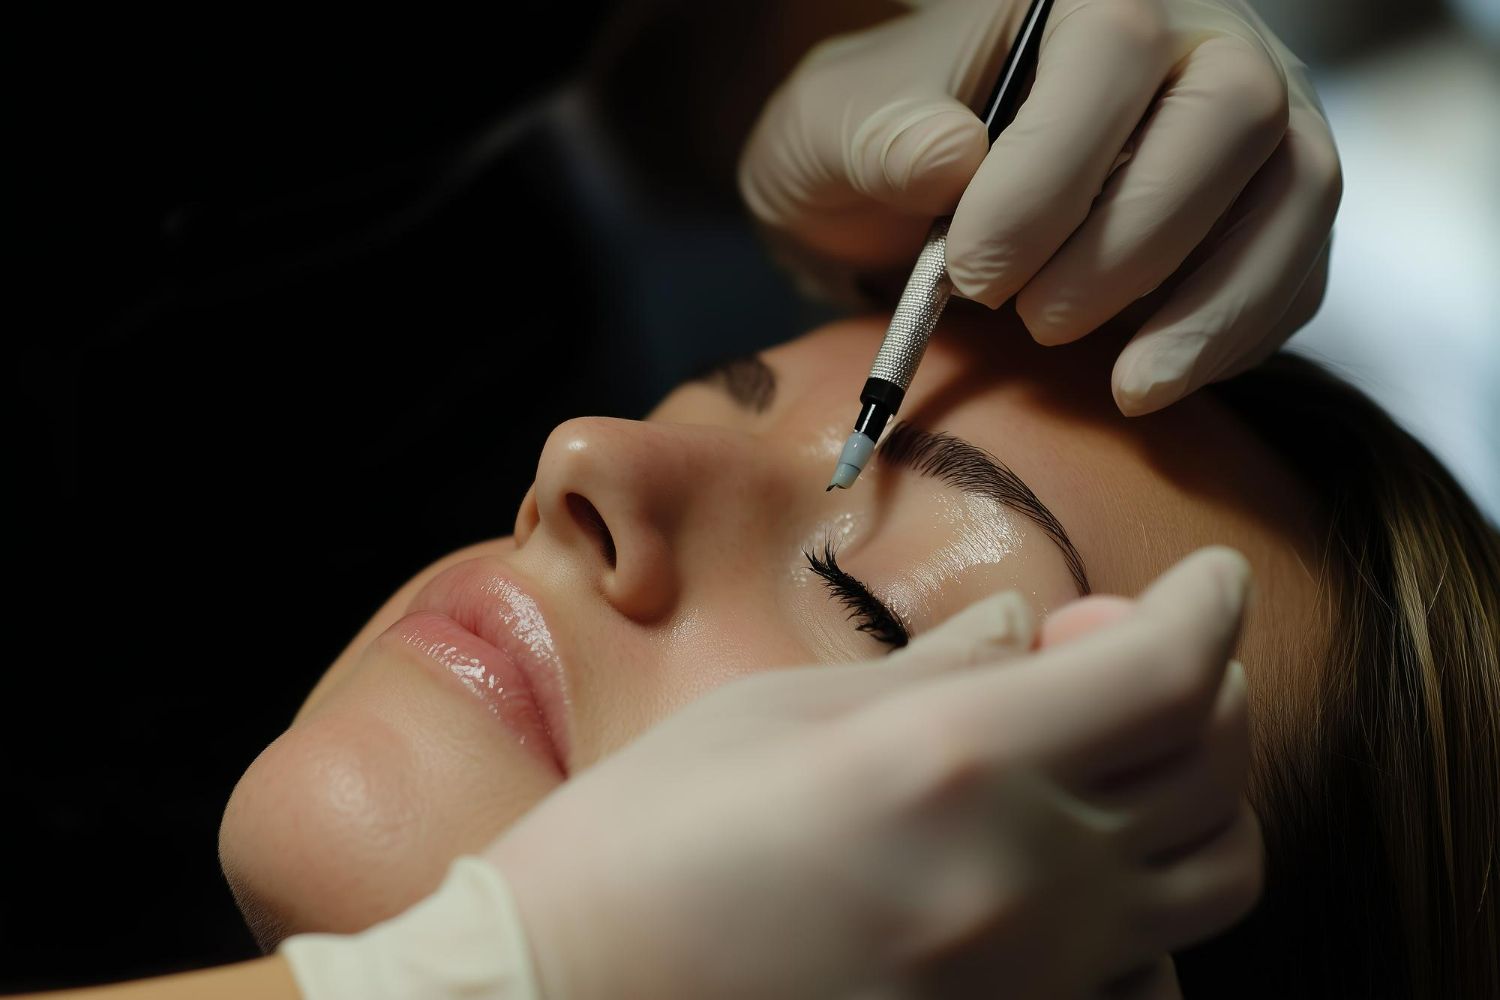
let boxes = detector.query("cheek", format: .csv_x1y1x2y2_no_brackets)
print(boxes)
579,603,817,760
219,708,553,943
666,602,813,689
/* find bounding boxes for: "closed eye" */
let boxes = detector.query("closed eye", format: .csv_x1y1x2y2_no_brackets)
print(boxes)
804,542,910,650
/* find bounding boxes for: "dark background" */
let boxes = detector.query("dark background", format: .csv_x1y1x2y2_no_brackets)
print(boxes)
8,5,849,990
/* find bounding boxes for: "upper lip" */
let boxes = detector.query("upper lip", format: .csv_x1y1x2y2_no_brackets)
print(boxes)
410,558,574,773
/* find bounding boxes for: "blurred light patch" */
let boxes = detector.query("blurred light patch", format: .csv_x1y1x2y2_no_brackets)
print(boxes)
1289,27,1500,523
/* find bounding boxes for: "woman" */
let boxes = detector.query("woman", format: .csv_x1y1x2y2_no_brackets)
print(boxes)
215,307,1498,997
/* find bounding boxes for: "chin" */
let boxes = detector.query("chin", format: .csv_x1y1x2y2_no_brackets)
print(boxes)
217,721,448,945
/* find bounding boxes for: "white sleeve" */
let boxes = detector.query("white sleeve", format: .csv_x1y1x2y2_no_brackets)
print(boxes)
279,855,544,1000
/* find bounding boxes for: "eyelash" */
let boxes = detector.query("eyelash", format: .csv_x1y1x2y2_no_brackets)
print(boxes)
804,542,910,650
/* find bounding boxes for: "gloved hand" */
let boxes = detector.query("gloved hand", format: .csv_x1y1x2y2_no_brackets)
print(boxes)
489,548,1261,1000
739,0,1342,416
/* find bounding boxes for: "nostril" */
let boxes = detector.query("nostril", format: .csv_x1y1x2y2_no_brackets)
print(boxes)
565,493,617,568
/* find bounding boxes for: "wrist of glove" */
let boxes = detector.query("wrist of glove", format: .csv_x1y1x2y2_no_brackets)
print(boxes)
279,856,543,1000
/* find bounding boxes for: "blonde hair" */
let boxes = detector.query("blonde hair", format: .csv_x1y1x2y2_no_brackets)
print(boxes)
1176,354,1500,998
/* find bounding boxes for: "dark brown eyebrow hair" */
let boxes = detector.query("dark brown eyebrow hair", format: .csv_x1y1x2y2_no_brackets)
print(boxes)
690,353,777,414
877,423,1090,595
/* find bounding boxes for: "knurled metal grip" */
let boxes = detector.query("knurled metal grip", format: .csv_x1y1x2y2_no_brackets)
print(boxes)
868,217,953,391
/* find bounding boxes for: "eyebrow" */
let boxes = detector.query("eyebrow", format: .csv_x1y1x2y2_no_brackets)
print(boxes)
690,360,1088,593
877,423,1090,595
691,353,777,413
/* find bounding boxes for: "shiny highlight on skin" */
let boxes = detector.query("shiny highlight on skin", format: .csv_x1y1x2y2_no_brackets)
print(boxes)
883,494,1030,622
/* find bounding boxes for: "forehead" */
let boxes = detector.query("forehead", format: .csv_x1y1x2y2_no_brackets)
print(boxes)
760,313,1325,675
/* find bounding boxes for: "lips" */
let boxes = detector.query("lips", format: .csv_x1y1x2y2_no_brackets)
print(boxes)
402,559,573,776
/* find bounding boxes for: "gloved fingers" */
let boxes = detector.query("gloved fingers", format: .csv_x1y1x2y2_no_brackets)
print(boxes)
1217,236,1331,381
848,96,992,216
946,0,1175,307
885,589,1038,674
740,92,990,268
1101,660,1251,862
1110,105,1343,415
761,590,1037,721
1139,801,1264,954
1098,956,1183,1000
738,2,1005,269
1277,236,1332,341
821,0,1019,213
1226,0,1327,116
921,547,1249,780
1039,594,1135,648
1066,547,1249,771
1037,547,1248,782
1016,34,1289,345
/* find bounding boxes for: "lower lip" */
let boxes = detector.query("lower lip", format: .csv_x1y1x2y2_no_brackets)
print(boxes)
390,608,566,776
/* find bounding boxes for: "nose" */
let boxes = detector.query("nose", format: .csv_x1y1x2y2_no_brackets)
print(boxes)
516,417,730,622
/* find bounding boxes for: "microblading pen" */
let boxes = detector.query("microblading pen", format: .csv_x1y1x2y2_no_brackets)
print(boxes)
827,0,1055,491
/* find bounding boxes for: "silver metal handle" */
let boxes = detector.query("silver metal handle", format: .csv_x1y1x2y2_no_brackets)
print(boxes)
868,218,953,391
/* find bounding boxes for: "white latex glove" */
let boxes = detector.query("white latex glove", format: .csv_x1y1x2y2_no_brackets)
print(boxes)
489,548,1262,1000
739,0,1343,415
280,856,544,1000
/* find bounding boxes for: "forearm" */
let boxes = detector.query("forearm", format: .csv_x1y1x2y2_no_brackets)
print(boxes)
18,956,301,1000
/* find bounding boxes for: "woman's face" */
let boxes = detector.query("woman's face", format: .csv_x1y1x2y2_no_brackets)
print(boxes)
220,313,1323,946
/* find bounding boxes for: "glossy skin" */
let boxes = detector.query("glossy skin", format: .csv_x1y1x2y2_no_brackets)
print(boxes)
219,309,1324,947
